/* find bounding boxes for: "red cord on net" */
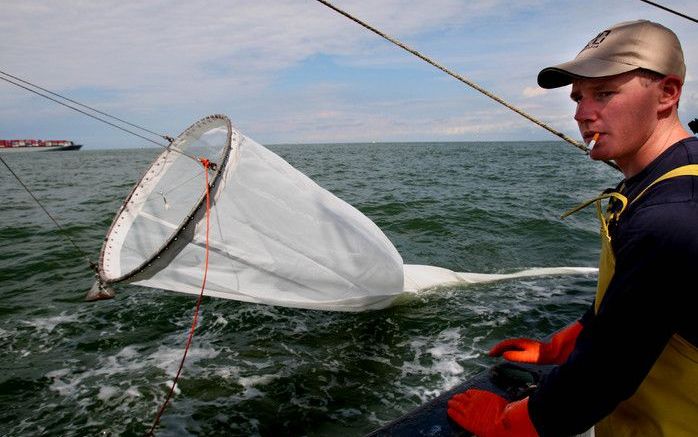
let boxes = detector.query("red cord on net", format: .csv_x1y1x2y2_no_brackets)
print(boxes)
148,158,213,436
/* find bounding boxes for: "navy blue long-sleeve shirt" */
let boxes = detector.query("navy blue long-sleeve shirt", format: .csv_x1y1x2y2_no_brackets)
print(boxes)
529,136,698,436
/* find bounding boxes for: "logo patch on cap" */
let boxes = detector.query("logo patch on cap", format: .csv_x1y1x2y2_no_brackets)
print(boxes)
583,30,611,50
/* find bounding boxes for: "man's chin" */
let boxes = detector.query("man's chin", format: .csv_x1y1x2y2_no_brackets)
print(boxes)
589,148,608,161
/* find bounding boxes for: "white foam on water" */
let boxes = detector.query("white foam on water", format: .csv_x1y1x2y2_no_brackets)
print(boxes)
125,387,142,398
240,386,263,399
55,338,230,427
213,365,241,380
238,374,278,388
396,326,480,404
209,311,229,328
432,358,465,375
238,374,279,399
8,308,102,358
97,385,120,401
426,328,460,358
290,394,329,412
240,357,277,370
426,328,466,375
46,368,77,397
147,344,220,376
43,339,220,414
290,318,309,334
164,379,182,395
22,311,80,333
19,271,593,436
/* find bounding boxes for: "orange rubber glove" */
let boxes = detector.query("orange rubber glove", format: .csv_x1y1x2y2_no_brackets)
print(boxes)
447,389,538,437
488,321,583,365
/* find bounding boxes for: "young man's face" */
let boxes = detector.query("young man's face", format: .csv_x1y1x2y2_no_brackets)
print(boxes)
570,71,663,169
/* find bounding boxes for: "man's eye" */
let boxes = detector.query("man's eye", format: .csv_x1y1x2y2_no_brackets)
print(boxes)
597,91,615,99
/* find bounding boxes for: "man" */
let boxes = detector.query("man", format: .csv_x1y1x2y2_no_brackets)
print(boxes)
447,20,697,436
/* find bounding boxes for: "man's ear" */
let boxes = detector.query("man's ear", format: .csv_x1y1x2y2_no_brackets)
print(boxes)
658,75,683,111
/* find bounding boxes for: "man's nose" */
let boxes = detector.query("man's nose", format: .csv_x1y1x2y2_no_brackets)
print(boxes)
574,99,596,123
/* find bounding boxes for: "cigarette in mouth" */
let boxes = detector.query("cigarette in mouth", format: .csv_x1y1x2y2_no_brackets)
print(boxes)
588,133,599,151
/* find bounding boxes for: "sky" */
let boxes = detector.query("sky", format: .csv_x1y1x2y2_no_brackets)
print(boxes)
1,0,696,149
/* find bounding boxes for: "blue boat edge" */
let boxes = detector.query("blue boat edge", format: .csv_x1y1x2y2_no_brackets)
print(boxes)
366,362,553,437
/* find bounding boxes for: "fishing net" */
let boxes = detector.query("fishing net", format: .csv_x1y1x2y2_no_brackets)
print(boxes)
96,114,596,311
98,114,406,311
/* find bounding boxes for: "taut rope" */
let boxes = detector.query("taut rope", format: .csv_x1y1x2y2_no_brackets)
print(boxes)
638,0,697,23
314,0,621,172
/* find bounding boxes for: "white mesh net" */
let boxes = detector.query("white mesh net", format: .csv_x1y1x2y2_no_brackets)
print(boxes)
100,115,232,281
100,115,406,311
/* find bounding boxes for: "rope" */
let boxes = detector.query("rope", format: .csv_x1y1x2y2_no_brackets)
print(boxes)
0,153,95,269
0,70,200,162
0,72,167,149
147,158,213,436
0,69,170,140
0,70,204,259
314,0,621,172
638,0,698,23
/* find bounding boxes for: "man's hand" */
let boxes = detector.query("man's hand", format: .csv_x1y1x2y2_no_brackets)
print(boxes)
447,389,538,437
488,321,583,365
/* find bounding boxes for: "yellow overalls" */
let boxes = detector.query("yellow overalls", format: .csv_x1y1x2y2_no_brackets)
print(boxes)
564,165,698,436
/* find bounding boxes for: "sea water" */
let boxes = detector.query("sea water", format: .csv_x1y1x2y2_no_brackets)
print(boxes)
0,141,617,436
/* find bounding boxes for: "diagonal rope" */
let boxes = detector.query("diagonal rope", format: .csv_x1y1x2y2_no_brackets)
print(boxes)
0,153,95,269
0,73,168,149
314,0,621,172
0,70,201,163
638,0,697,23
0,69,170,140
0,70,206,260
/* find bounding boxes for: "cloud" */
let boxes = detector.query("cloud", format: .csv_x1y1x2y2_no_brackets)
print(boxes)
1,0,697,146
1,1,524,90
522,86,547,98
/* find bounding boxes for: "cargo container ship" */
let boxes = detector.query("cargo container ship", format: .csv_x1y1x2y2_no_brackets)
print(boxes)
0,139,82,152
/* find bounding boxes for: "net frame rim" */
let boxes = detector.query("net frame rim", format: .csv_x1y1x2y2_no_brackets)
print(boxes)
98,114,234,284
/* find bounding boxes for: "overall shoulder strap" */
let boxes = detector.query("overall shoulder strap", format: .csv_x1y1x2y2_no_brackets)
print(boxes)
562,164,698,220
629,164,698,207
561,191,628,220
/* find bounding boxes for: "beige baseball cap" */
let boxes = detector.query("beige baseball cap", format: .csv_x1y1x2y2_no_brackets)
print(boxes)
537,19,685,89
